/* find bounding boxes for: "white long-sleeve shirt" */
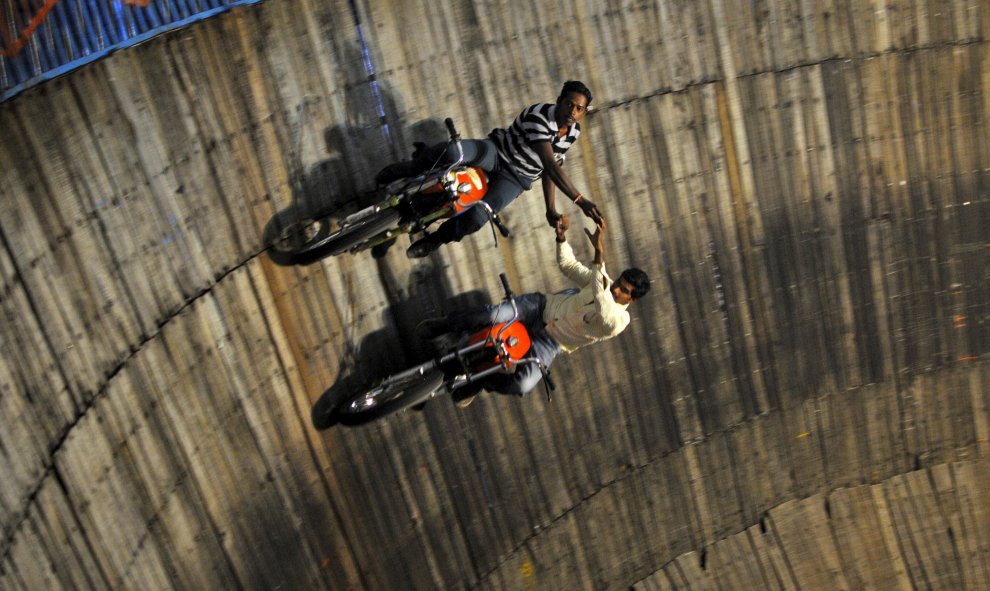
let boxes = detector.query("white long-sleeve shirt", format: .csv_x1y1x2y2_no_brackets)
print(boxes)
543,241,630,353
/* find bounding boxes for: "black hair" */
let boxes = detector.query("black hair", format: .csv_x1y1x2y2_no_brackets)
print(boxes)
559,80,593,105
619,268,651,300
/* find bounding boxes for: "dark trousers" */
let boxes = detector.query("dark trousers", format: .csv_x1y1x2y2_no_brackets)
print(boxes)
420,139,532,244
446,292,559,396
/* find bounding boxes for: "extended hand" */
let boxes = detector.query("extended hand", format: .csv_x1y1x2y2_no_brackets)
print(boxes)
583,219,606,264
583,225,603,250
578,198,604,225
546,209,562,228
555,214,570,242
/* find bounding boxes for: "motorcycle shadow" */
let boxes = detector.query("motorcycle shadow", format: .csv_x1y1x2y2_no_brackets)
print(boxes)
263,159,379,266
265,119,450,266
311,286,491,430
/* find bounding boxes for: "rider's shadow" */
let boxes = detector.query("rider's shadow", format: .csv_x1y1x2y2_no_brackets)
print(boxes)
312,263,491,425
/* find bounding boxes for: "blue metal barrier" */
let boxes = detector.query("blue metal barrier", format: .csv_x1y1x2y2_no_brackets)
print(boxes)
1,0,263,103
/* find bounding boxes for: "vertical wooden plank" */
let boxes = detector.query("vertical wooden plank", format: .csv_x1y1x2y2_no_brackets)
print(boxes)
931,462,984,590
784,398,827,497
4,105,140,400
54,405,176,590
142,296,318,589
829,484,914,589
713,74,777,414
670,549,720,590
768,497,850,589
768,0,807,68
948,460,990,589
653,0,719,92
860,382,912,481
630,98,702,443
743,522,800,591
819,385,873,486
0,254,74,519
679,438,719,550
246,261,366,588
729,412,797,523
50,70,188,335
3,476,110,590
642,448,704,562
3,516,69,591
883,469,966,589
826,56,896,384
656,89,743,432
105,363,238,590
708,526,778,589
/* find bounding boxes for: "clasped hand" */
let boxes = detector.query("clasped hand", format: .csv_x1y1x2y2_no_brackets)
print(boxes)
546,197,604,228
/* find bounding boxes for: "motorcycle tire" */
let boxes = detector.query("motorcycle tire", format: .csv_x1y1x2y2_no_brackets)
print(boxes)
271,207,403,265
335,368,445,426
311,386,347,430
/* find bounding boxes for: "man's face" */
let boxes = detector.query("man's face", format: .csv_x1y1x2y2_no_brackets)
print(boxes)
611,278,636,305
555,92,589,128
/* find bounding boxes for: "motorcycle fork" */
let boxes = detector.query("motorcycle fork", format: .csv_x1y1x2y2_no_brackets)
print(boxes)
436,337,507,394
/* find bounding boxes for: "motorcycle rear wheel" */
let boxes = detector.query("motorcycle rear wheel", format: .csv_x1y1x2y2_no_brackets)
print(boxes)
336,368,444,426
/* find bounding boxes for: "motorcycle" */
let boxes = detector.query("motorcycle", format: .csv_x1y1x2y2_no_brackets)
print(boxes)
271,118,509,264
312,273,554,428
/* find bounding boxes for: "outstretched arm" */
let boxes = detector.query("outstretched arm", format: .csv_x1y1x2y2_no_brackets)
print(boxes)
583,219,606,268
533,141,604,225
542,175,562,227
584,219,629,332
554,215,595,285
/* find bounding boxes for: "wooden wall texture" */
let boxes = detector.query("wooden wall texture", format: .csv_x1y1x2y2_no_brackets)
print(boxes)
1,0,988,589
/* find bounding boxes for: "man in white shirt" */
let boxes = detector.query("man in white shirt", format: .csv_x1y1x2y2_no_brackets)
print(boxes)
419,215,650,405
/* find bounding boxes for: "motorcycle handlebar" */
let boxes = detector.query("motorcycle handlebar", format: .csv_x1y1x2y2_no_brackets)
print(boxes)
445,118,460,141
499,273,512,299
543,367,556,392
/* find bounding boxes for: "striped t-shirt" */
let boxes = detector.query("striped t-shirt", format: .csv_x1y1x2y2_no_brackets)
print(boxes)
489,103,581,181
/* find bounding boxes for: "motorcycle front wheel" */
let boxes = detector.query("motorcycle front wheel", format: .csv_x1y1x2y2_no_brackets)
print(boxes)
336,368,444,426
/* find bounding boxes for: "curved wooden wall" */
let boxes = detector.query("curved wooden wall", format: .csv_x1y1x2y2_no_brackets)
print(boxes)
1,1,988,589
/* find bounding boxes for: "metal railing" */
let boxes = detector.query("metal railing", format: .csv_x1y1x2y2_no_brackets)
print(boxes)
1,0,263,102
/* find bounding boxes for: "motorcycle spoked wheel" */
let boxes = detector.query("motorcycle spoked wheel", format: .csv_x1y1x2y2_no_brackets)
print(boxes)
335,369,445,426
271,207,403,264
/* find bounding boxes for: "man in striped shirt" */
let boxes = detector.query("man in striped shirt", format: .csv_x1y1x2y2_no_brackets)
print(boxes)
377,81,604,258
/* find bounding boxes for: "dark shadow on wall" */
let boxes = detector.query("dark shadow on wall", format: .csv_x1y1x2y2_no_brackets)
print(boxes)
235,41,485,582
311,262,491,429
262,40,450,265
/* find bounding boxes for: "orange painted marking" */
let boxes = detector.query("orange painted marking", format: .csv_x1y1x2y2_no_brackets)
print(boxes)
0,0,61,58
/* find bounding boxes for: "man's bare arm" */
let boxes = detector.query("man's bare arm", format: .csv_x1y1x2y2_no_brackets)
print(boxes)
583,218,606,267
542,175,562,227
583,219,608,291
533,141,604,225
